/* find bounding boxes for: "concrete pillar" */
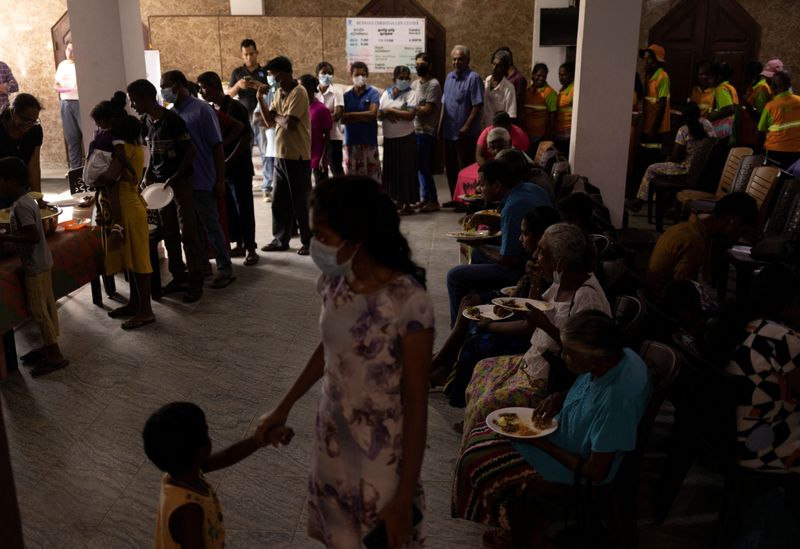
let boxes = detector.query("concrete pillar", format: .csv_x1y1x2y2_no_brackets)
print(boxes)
570,0,643,227
65,0,147,155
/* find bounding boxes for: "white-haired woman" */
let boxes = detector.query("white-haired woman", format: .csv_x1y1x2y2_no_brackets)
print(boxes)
459,222,611,439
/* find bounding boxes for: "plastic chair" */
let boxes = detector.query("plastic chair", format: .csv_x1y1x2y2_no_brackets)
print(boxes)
534,140,555,167
674,146,753,208
613,295,645,345
688,166,781,222
650,136,717,231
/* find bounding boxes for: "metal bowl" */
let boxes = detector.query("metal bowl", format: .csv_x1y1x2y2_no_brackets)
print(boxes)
0,204,62,257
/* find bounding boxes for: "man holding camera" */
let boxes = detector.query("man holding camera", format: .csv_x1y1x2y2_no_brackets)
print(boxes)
228,39,270,190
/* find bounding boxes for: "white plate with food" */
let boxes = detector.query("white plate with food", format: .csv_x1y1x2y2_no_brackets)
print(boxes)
446,229,500,240
499,286,517,296
492,297,554,312
474,209,501,217
486,407,558,439
141,183,174,210
458,193,483,203
462,304,513,322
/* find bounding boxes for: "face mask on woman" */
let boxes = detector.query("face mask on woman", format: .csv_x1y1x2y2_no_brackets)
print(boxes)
266,74,276,88
416,64,430,77
395,79,411,92
319,73,333,86
310,238,357,277
353,75,367,87
161,87,178,104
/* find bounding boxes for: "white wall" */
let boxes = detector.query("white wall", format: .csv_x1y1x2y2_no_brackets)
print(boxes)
66,0,147,155
570,0,643,227
531,0,571,77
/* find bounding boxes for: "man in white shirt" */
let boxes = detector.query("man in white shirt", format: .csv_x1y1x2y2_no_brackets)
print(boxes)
482,50,517,129
54,42,82,169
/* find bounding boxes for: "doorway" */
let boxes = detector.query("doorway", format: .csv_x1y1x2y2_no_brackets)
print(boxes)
649,0,760,104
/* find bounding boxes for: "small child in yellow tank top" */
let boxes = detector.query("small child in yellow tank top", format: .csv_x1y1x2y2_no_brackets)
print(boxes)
143,402,293,549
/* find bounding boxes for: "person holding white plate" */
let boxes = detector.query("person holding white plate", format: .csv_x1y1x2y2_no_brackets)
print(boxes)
459,222,610,440
453,311,651,549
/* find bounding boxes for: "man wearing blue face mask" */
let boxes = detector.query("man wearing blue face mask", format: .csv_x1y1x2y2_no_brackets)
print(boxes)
379,65,419,215
315,61,345,178
161,70,236,290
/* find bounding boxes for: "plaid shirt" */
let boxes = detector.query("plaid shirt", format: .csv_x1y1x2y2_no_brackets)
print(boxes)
0,61,19,110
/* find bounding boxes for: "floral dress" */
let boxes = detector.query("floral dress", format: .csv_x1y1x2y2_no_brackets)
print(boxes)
308,273,435,548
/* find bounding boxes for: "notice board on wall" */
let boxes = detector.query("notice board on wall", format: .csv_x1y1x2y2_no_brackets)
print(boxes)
346,17,426,73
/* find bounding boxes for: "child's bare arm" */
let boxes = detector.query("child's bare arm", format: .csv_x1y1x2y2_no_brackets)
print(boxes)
0,224,39,244
168,503,205,549
201,428,293,473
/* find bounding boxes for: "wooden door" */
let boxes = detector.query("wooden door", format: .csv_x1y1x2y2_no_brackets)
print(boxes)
649,0,760,105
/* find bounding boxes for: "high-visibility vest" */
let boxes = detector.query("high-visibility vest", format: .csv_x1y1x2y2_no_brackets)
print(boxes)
644,67,671,134
523,84,557,137
555,82,574,138
690,86,714,117
759,91,800,153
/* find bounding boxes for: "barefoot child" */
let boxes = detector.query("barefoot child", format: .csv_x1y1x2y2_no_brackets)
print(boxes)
0,156,68,377
143,402,293,548
86,92,138,242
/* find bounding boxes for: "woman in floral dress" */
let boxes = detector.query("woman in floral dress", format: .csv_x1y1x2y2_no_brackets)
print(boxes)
256,176,434,548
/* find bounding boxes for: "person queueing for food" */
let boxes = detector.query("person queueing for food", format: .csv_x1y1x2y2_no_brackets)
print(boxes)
445,160,552,327
0,157,68,376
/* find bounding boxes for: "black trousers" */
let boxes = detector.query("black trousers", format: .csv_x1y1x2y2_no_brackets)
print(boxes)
444,137,476,197
272,158,312,248
328,139,344,177
226,173,257,250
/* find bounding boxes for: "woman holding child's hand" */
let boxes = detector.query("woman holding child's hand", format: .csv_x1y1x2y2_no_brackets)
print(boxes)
256,176,434,548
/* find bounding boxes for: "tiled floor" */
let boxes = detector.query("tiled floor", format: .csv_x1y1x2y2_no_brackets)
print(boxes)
2,176,721,548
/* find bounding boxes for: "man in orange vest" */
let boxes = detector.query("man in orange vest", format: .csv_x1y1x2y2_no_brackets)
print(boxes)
758,70,800,169
639,44,671,147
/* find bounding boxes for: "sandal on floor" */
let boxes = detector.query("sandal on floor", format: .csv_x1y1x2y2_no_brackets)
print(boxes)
30,359,70,377
20,347,47,364
244,251,259,266
121,317,156,330
210,274,236,289
482,529,512,549
108,306,135,318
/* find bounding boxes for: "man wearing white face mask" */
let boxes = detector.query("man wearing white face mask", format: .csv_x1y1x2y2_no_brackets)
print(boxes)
379,65,419,215
315,61,345,177
341,61,381,180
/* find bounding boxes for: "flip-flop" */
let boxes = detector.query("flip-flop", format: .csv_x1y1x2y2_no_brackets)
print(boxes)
244,253,259,266
210,275,236,289
30,359,70,378
121,317,156,330
20,348,47,364
108,306,135,318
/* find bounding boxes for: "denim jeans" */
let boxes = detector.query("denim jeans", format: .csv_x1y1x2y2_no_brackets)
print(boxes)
193,190,232,275
416,132,437,203
446,263,521,326
60,99,83,169
252,121,271,187
262,156,275,193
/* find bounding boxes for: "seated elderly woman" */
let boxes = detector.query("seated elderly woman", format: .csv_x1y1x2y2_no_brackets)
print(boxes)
477,111,530,165
452,310,652,549
460,222,611,438
431,206,561,406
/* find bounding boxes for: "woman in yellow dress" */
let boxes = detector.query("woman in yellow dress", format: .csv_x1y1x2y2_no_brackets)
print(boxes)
96,112,155,330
